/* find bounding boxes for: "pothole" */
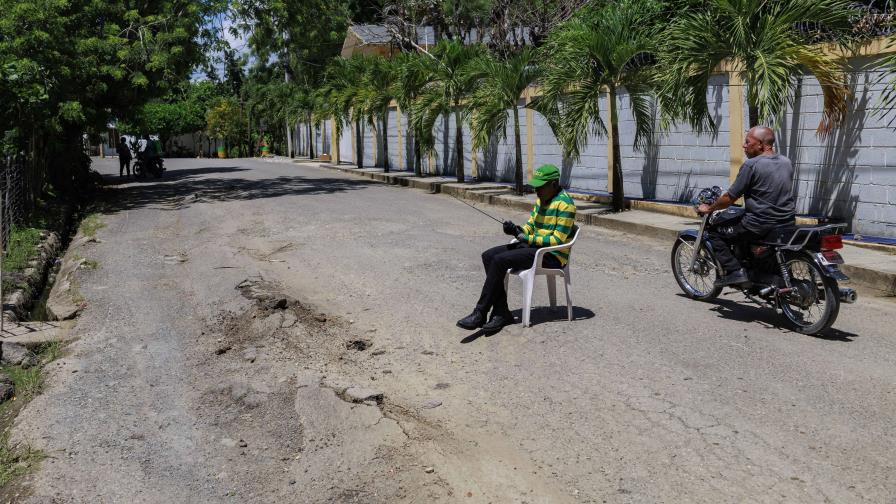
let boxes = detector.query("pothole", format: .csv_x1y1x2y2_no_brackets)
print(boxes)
345,339,371,351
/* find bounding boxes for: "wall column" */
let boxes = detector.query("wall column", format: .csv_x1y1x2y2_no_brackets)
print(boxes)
331,119,338,162
525,90,535,181
396,105,403,170
728,70,746,184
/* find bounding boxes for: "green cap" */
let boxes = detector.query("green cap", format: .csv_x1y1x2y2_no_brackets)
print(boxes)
528,164,560,188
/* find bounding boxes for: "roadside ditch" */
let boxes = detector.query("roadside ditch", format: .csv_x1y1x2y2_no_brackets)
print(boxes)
0,199,106,497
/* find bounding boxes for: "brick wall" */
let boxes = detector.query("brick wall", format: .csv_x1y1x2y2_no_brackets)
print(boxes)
616,75,730,202
301,60,896,238
778,58,896,236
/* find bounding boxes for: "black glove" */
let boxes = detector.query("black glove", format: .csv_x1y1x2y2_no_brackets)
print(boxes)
503,220,522,236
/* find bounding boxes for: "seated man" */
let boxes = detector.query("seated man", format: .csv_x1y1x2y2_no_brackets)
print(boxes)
697,126,796,287
457,164,577,334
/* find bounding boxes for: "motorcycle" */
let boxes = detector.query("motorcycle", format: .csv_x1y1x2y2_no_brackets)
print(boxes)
133,155,165,179
671,186,856,335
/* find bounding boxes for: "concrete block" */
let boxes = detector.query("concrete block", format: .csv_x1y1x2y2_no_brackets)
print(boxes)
858,184,889,204
864,128,896,148
871,163,896,185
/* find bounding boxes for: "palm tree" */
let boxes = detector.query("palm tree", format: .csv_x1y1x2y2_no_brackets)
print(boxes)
393,52,431,176
322,56,368,167
660,0,855,132
412,39,485,183
531,0,660,212
876,36,896,127
468,48,540,194
357,56,400,172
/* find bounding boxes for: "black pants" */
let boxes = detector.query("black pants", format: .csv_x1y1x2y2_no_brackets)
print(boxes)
707,223,766,274
475,243,561,315
119,158,131,176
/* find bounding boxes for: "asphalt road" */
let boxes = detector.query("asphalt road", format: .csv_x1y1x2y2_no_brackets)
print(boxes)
11,157,896,503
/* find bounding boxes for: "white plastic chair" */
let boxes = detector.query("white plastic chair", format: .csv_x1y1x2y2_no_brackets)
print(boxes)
505,225,581,327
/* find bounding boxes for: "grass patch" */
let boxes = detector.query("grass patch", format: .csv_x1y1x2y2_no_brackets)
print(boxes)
80,213,105,238
37,341,63,365
2,227,42,273
0,432,44,488
1,366,43,402
0,341,65,408
81,259,99,270
0,341,64,488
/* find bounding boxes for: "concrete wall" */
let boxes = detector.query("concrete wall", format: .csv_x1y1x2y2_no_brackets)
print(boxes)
309,60,896,237
617,74,731,202
778,58,896,237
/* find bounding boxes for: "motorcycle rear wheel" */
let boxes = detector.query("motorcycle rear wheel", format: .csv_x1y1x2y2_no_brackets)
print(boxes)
671,235,722,301
779,255,840,335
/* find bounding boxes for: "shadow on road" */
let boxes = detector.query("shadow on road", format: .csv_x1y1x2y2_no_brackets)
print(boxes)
460,306,595,344
697,296,860,342
98,164,378,212
118,165,249,183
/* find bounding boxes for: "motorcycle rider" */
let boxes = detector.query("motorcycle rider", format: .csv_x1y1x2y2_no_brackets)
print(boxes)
139,134,162,173
697,126,796,287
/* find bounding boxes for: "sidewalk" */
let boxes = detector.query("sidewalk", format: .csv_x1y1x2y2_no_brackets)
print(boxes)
314,161,896,297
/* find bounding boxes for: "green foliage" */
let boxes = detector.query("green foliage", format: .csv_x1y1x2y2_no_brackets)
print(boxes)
659,0,856,131
468,48,539,192
1,365,43,402
0,0,222,197
2,227,42,273
206,96,246,149
411,40,486,181
232,0,351,85
875,37,896,127
531,0,662,210
0,431,44,488
80,213,105,239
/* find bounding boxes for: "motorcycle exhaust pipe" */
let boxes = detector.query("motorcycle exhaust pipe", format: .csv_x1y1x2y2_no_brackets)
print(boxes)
839,288,857,304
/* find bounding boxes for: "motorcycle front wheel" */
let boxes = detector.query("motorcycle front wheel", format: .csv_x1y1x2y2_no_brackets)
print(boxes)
779,254,840,335
671,235,722,301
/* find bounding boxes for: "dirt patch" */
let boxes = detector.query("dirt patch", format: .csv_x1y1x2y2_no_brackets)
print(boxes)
190,277,456,503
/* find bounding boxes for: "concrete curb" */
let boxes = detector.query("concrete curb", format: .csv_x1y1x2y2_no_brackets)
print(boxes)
313,162,896,297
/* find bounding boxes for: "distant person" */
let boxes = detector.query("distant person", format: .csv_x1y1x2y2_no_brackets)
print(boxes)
116,137,132,177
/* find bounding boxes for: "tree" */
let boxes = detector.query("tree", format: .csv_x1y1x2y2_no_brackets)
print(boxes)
412,39,485,183
531,0,660,212
232,0,352,158
393,52,431,176
206,96,246,155
321,56,370,168
468,48,539,193
659,0,855,132
358,56,400,172
0,0,220,193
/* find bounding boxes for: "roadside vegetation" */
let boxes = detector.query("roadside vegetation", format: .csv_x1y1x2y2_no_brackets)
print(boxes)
130,0,895,211
0,341,65,488
79,214,105,239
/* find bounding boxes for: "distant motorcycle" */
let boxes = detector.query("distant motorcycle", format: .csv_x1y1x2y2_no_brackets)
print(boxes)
671,186,856,335
133,154,165,179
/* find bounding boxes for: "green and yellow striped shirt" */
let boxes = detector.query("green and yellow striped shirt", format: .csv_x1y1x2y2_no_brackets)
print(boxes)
521,190,577,265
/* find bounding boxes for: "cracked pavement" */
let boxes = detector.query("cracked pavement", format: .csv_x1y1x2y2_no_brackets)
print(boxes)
7,157,896,503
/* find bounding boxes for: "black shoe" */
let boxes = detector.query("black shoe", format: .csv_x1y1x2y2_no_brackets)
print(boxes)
481,311,514,334
456,310,485,330
714,268,749,287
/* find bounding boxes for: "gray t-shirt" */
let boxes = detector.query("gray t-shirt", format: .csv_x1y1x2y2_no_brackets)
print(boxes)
727,153,796,232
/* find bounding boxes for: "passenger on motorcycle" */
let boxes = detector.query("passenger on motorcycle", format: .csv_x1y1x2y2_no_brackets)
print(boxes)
696,126,796,287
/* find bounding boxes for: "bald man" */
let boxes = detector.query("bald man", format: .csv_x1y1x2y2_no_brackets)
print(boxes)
697,126,796,287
